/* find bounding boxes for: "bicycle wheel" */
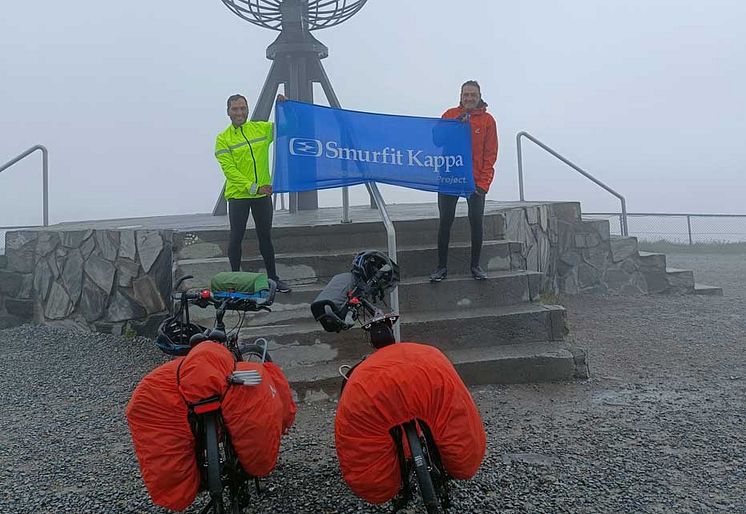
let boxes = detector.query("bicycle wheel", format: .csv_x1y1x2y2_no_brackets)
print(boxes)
204,413,225,514
240,343,273,363
403,420,441,514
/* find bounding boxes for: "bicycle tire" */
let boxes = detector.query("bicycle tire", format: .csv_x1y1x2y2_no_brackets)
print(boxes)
241,343,273,363
403,420,441,514
204,413,225,514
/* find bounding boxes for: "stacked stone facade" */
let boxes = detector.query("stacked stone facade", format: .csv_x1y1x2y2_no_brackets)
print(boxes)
2,229,173,335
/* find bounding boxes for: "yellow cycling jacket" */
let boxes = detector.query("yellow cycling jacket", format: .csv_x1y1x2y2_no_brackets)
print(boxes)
214,121,274,200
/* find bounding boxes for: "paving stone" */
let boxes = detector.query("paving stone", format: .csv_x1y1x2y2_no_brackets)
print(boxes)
80,236,96,260
611,237,638,263
577,262,601,289
79,277,108,322
0,270,24,296
132,275,166,315
5,231,38,273
5,298,33,319
44,282,73,320
61,230,92,249
137,231,163,273
106,290,146,322
17,273,34,299
85,255,116,294
61,249,84,305
116,258,140,288
33,260,54,301
35,232,59,257
95,231,119,262
119,230,136,260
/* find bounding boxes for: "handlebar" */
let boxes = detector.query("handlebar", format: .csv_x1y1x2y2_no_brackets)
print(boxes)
171,277,276,313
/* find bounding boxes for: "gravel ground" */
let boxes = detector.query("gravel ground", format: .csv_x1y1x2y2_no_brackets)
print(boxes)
1,251,744,514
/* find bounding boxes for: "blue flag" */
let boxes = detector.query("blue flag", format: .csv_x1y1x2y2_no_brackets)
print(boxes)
273,101,474,196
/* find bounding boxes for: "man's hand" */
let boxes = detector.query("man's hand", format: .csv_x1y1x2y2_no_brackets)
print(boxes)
456,112,469,123
258,185,273,196
276,94,287,102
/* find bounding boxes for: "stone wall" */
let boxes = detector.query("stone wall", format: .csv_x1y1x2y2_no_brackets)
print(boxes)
504,203,657,295
2,229,173,335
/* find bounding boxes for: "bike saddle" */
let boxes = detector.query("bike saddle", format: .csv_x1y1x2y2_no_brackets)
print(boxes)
207,329,227,343
189,333,208,346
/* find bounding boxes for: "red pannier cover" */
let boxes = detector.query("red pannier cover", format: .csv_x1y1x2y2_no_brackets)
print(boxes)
126,358,199,511
334,343,486,504
222,362,286,476
177,342,235,404
264,362,297,434
127,342,297,510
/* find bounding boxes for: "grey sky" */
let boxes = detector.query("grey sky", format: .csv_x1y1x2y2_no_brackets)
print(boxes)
1,0,745,227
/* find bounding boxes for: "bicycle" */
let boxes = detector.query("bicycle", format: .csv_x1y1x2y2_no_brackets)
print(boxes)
129,272,289,514
311,251,461,514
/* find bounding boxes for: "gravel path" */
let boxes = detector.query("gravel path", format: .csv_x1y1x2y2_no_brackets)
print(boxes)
1,252,744,513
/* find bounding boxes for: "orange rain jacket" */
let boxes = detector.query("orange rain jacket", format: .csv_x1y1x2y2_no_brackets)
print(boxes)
442,101,498,193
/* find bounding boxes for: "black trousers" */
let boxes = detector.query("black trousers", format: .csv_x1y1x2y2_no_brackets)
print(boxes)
437,192,486,268
228,196,277,279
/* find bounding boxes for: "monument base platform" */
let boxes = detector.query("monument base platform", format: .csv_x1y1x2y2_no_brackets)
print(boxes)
0,201,721,395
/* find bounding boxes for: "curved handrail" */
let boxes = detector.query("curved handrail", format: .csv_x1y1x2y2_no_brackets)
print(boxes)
516,131,628,236
0,145,49,226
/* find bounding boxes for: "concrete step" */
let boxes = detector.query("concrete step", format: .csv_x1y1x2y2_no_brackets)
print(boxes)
285,341,587,402
665,267,695,292
609,236,639,263
175,240,526,288
230,303,567,371
693,283,723,296
642,266,695,294
637,251,666,271
185,270,544,327
173,214,506,260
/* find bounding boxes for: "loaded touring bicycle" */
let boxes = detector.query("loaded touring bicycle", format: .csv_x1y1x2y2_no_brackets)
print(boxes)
127,272,295,514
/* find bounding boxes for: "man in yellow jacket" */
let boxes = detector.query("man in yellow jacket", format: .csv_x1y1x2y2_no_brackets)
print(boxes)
215,93,291,293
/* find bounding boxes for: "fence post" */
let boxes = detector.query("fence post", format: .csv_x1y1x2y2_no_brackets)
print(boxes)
687,215,693,245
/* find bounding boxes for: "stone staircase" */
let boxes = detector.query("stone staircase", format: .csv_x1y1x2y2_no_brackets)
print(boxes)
606,236,723,295
172,210,589,401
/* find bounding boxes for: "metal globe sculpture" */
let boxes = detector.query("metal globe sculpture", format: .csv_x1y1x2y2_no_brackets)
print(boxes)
221,0,368,31
213,0,369,214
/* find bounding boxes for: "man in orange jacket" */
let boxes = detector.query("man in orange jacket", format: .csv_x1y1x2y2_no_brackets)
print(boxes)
430,80,498,282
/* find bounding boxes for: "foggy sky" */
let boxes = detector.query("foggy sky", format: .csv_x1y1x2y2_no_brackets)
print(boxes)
1,0,745,227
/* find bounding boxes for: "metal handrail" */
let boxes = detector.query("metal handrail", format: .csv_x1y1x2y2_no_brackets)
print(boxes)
365,182,400,342
0,145,49,226
517,131,628,236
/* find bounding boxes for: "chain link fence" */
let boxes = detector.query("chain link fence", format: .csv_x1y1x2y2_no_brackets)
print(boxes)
585,213,746,244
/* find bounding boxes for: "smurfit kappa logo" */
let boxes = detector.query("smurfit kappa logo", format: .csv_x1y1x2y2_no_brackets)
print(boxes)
289,138,323,157
287,137,465,177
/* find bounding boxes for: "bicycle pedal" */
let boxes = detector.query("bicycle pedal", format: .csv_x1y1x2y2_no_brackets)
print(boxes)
229,370,262,386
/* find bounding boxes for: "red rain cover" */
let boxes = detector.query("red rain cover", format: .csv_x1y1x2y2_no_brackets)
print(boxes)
127,342,297,509
126,358,199,511
264,361,297,434
221,362,283,476
177,342,235,404
334,343,486,504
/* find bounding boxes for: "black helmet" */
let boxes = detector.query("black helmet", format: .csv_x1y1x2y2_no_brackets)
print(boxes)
155,314,208,356
351,250,400,294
